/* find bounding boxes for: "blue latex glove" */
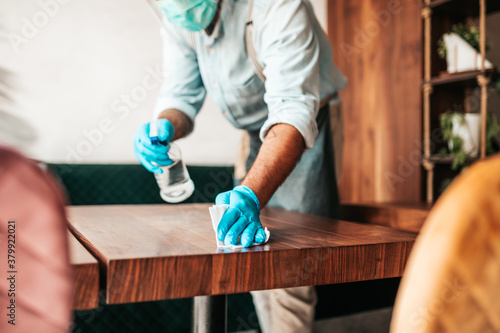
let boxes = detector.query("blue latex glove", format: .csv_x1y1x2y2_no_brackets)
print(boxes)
133,119,174,174
215,185,267,247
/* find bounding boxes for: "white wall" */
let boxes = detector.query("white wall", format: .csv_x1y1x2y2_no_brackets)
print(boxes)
0,0,327,165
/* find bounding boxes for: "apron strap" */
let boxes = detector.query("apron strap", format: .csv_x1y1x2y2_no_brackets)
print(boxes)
245,0,266,82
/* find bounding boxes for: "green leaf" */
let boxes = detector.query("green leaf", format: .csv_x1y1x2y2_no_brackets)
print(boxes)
437,38,447,60
451,149,467,171
438,147,448,156
439,112,467,170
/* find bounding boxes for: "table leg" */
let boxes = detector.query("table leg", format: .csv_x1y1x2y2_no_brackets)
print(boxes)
192,295,227,333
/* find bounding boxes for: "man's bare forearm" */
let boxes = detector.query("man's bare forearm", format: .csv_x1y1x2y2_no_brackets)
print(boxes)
158,109,193,140
241,123,305,208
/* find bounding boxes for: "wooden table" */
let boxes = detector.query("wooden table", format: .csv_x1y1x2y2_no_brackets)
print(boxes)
69,231,99,310
67,204,417,332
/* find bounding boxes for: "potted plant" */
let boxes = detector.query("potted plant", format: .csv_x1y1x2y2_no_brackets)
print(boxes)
440,112,479,170
437,22,493,73
439,112,500,191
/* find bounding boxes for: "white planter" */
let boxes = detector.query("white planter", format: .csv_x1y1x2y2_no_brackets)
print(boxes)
448,113,481,157
443,33,493,73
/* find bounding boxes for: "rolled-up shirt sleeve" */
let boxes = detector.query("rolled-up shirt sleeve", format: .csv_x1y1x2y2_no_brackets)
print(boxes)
257,0,321,149
154,23,206,122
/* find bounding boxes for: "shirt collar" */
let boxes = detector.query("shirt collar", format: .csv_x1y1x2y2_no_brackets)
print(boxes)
203,0,230,46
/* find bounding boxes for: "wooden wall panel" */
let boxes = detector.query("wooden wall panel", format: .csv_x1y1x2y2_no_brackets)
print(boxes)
328,0,422,202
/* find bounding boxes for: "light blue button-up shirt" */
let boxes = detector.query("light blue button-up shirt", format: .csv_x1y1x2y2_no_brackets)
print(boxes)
154,0,347,149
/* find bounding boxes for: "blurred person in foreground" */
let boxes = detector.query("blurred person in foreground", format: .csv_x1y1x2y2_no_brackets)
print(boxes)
0,106,72,332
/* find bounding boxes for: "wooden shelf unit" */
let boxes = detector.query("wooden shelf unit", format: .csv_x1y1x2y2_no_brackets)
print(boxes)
421,0,493,203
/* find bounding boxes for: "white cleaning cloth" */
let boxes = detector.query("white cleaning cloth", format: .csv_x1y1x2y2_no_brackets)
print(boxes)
209,204,270,249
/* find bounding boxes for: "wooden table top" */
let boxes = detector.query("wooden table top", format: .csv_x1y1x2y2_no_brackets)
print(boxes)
67,204,416,304
69,231,99,310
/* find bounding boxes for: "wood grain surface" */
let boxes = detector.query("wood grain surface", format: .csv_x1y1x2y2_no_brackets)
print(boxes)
69,231,99,310
67,204,416,304
328,0,422,202
341,202,431,233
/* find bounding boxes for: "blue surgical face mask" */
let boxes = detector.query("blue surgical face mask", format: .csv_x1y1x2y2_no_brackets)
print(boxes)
157,0,218,32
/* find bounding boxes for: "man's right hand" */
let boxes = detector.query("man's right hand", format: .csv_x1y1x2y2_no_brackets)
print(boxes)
133,119,175,174
216,185,267,247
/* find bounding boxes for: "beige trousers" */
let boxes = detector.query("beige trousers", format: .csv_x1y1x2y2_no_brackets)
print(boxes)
250,287,318,333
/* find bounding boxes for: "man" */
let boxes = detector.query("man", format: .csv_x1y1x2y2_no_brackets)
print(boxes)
133,0,346,331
